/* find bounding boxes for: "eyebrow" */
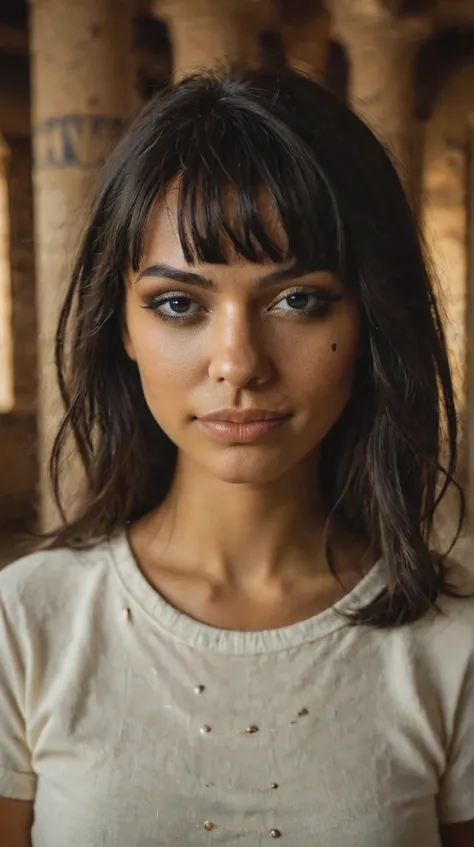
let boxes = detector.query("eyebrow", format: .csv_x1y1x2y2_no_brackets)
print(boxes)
136,262,333,290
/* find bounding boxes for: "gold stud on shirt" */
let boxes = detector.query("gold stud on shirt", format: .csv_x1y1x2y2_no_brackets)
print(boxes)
270,783,279,790
269,829,282,838
194,685,205,695
200,725,212,734
204,821,215,831
246,725,259,734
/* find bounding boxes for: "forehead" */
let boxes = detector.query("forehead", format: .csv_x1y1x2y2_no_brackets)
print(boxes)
140,181,289,267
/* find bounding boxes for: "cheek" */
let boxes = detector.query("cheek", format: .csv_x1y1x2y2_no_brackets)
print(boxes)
304,356,356,432
315,341,358,397
274,314,360,443
278,320,359,399
127,313,193,385
125,312,201,424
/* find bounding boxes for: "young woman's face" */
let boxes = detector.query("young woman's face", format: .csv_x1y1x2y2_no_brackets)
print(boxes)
124,187,361,485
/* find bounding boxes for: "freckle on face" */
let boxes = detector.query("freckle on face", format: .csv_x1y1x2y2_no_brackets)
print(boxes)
331,343,337,352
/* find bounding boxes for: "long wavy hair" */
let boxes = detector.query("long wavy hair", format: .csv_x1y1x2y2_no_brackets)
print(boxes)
44,67,464,627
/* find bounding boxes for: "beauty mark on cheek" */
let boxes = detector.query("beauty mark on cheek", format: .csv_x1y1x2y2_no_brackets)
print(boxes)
331,343,337,352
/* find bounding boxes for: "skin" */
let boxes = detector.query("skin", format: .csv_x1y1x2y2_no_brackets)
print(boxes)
123,186,370,630
0,797,34,846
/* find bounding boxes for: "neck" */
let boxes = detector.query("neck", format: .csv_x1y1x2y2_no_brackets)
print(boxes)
140,451,330,587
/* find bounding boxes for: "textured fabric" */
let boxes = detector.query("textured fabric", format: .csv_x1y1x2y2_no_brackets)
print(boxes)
0,531,473,846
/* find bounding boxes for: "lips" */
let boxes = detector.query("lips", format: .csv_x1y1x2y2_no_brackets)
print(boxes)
198,409,291,424
195,408,292,443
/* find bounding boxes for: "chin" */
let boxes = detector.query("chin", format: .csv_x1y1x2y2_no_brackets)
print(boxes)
199,448,299,486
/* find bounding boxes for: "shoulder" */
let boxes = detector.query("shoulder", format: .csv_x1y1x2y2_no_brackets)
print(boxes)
0,539,114,633
403,558,474,685
430,557,474,634
363,556,474,696
0,539,112,594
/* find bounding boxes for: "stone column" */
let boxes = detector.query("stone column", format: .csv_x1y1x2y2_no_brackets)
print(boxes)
29,0,135,529
281,2,331,83
332,7,430,193
154,0,273,80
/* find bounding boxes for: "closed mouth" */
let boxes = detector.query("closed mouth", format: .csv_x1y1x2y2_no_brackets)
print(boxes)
198,410,292,424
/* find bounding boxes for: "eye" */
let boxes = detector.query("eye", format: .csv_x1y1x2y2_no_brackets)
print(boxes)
271,289,341,317
142,294,204,322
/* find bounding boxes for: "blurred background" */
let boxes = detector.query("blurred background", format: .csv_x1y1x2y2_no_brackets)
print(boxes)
0,0,473,562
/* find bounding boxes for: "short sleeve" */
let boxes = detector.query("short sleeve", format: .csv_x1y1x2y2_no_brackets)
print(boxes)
0,573,37,800
437,631,474,824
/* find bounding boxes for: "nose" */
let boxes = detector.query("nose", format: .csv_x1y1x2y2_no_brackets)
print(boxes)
207,306,273,388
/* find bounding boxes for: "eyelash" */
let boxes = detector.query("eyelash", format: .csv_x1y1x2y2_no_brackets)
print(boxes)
141,289,341,324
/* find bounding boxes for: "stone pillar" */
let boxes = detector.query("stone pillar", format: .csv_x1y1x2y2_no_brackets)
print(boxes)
281,3,331,83
29,0,135,529
154,0,273,80
333,8,430,192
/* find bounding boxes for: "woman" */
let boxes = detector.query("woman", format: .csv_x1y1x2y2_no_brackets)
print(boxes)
0,68,472,847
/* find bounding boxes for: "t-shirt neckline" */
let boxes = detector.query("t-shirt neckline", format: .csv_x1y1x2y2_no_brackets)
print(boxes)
108,530,388,655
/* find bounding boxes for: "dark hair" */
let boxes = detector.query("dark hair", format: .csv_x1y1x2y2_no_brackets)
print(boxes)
46,66,465,627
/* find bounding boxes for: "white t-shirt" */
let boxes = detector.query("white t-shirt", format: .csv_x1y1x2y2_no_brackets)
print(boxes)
0,531,473,846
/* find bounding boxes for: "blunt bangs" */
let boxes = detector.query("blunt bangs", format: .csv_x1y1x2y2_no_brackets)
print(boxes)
112,72,349,280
